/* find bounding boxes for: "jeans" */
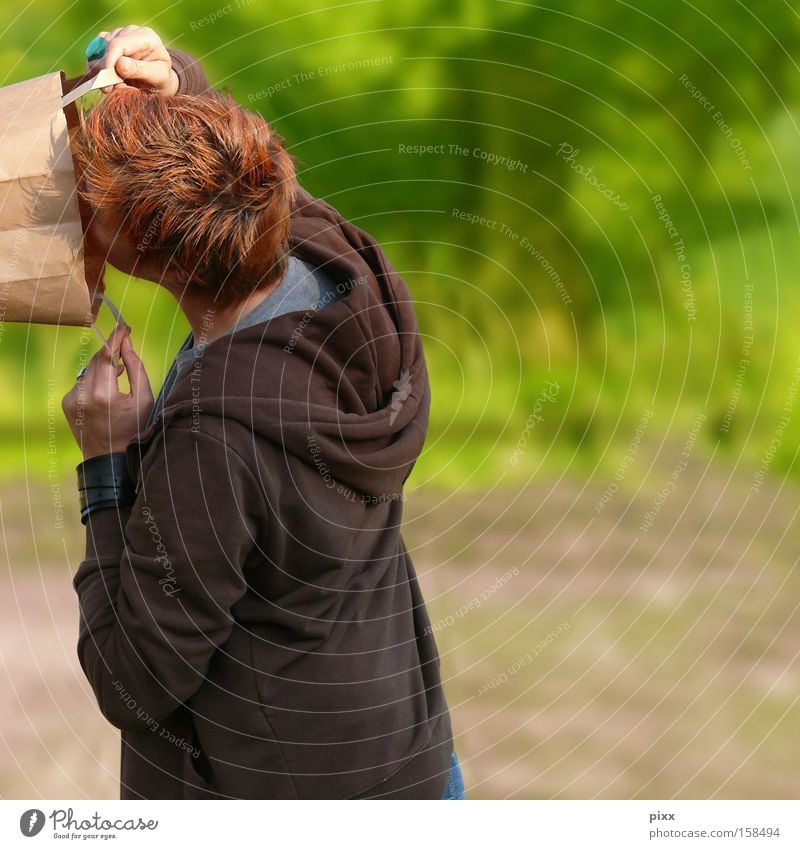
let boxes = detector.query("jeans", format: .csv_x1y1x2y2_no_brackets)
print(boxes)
441,750,466,799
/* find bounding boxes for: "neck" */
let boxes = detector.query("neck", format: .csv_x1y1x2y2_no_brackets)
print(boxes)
174,283,274,344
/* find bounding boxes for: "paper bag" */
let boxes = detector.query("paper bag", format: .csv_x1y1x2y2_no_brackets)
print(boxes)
0,67,122,326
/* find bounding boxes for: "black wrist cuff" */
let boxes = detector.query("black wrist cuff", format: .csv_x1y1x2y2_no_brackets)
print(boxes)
77,453,136,525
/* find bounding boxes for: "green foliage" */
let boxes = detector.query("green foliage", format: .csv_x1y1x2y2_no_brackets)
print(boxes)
1,0,799,486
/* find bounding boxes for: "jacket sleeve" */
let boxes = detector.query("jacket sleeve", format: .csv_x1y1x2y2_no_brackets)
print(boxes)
72,425,263,731
167,47,211,96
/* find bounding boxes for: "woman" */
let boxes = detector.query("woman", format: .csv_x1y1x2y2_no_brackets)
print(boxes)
61,25,465,800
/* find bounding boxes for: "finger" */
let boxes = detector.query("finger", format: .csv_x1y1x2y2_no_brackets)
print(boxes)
117,25,143,39
101,29,162,74
109,322,132,365
114,55,169,88
61,386,77,416
99,79,124,94
83,325,130,396
96,28,152,91
95,322,131,367
102,320,130,347
82,346,104,380
119,334,151,399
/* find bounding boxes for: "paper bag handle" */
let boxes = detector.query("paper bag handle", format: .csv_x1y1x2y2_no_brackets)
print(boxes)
91,293,127,365
61,67,124,108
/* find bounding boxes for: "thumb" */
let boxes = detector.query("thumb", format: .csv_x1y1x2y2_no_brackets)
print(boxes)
120,334,152,400
115,55,164,88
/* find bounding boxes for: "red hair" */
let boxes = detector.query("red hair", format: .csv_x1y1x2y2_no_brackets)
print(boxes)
72,86,296,307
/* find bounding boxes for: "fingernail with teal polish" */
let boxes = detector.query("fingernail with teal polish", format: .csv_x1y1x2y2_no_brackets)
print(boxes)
85,36,107,61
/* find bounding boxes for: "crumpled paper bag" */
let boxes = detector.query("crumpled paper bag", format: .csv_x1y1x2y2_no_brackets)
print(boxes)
0,67,121,326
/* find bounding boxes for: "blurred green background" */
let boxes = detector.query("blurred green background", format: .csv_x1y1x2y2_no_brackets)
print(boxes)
1,0,800,801
2,0,800,487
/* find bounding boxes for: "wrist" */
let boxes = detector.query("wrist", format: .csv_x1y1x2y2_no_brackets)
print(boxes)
76,452,136,525
81,441,132,461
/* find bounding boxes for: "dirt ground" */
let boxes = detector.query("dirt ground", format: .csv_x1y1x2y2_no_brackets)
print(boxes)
1,459,799,799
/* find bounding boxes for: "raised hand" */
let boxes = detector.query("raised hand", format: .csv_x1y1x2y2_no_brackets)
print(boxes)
86,25,178,95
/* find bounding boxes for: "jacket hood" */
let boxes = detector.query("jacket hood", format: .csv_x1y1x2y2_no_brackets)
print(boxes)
133,187,430,499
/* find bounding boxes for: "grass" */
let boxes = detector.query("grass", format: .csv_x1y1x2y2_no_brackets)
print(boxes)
2,436,800,797
1,217,800,499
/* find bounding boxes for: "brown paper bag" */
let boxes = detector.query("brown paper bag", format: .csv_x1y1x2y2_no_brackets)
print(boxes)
0,67,122,326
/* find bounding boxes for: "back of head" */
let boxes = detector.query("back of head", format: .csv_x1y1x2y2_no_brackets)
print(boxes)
72,87,296,307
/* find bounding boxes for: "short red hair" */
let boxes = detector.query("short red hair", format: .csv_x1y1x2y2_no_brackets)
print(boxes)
72,86,296,307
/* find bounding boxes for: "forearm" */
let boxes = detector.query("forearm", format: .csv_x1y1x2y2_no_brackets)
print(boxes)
71,427,260,731
73,505,189,730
